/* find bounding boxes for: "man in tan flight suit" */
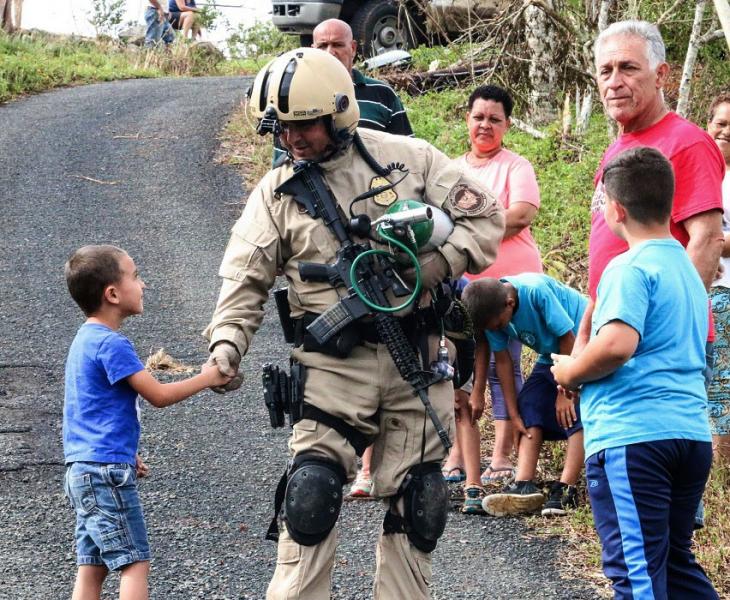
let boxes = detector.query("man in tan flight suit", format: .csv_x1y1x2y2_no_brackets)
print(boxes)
204,48,505,599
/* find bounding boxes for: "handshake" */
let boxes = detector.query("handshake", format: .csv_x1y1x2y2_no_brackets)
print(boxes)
205,342,244,393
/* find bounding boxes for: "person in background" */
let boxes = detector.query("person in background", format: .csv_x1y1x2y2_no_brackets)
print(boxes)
144,1,174,48
168,0,200,40
707,91,730,461
440,84,542,514
574,20,724,529
552,146,719,600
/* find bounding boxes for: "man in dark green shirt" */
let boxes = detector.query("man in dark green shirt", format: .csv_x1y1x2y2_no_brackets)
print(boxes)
273,18,413,164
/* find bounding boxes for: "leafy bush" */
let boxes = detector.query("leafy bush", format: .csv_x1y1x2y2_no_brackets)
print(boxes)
226,21,297,59
87,0,126,37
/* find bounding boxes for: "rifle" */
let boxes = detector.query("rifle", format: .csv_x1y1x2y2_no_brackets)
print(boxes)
275,161,452,450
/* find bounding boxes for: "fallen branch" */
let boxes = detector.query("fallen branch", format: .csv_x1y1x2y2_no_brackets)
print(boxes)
510,117,547,138
71,174,119,185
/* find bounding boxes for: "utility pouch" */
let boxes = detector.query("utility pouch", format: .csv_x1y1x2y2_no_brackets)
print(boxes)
262,361,307,428
262,363,289,428
289,360,306,426
274,287,296,344
295,314,362,358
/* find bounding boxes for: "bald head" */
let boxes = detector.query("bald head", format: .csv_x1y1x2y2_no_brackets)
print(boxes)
312,19,357,74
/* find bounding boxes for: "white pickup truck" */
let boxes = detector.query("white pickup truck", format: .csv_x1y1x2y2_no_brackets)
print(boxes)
271,0,507,56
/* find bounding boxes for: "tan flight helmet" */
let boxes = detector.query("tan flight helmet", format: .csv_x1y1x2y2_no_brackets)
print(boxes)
249,47,360,148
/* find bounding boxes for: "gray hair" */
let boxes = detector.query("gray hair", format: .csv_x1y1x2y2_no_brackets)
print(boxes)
594,20,666,70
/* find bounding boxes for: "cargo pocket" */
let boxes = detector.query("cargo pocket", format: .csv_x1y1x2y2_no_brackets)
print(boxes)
69,474,128,553
276,536,301,565
375,416,408,493
415,553,432,588
289,418,319,454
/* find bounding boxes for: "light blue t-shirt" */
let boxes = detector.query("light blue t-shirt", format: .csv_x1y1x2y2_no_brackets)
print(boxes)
63,323,145,465
485,273,588,364
581,239,711,459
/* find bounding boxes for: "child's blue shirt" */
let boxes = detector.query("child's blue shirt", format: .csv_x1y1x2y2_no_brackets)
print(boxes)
63,323,145,466
581,239,711,459
485,273,588,364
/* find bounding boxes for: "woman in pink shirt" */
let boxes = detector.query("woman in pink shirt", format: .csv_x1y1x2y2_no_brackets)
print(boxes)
442,85,543,514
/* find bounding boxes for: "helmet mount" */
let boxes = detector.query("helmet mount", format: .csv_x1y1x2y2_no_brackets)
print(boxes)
248,48,360,159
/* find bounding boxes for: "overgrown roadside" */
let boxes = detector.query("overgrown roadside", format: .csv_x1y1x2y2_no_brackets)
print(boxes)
0,30,259,105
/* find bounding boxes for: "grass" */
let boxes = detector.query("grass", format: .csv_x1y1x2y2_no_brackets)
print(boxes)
0,30,241,104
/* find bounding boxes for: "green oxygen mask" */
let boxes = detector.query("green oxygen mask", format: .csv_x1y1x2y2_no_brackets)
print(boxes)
373,199,454,254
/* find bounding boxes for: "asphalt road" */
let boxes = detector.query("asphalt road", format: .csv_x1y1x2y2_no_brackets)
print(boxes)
0,77,602,599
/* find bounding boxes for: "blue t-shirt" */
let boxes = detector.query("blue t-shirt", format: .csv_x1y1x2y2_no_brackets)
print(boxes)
581,239,711,459
63,323,145,465
485,274,588,364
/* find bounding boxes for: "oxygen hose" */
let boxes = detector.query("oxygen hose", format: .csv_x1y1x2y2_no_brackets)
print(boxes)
349,227,421,312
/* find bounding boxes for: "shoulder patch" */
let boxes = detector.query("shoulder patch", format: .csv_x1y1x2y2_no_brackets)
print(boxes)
370,176,398,207
447,184,490,216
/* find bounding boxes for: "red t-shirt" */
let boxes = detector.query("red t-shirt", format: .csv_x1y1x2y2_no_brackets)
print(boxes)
588,112,724,339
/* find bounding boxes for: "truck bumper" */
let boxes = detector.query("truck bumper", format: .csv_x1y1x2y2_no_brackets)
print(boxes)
272,1,343,34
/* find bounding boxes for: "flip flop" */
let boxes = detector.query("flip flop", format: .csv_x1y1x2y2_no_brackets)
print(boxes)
480,465,516,486
442,466,466,482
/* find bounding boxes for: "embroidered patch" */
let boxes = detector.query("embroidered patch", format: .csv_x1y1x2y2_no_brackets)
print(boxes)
448,184,488,215
370,176,398,207
518,331,537,348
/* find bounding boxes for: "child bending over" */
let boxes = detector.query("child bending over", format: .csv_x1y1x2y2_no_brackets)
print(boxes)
462,273,587,516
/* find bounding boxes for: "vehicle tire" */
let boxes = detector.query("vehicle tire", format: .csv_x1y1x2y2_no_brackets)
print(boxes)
299,33,313,47
350,0,421,57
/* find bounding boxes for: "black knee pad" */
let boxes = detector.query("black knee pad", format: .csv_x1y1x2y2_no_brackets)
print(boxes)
283,453,346,546
389,463,449,553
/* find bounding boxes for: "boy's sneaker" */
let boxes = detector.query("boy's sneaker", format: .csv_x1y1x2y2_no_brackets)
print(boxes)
541,481,578,516
481,480,544,516
461,485,486,515
347,472,373,499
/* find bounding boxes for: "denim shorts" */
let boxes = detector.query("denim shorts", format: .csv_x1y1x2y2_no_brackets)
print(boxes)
64,462,150,571
144,6,174,47
518,362,582,440
709,287,730,435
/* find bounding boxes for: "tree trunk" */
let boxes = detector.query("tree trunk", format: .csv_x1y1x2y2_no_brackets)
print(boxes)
677,0,707,117
712,0,730,52
1,0,23,33
524,1,560,125
597,0,613,32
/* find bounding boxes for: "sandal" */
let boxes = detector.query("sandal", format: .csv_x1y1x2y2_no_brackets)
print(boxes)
441,466,466,483
480,465,516,486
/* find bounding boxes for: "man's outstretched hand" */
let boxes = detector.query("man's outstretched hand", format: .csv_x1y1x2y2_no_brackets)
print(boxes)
206,341,244,393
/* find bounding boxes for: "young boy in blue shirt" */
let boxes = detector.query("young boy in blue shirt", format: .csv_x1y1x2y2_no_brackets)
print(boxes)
461,273,588,516
63,244,232,600
551,147,718,599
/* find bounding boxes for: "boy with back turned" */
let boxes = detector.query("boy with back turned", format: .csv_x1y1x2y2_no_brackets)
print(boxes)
552,147,718,599
63,244,231,599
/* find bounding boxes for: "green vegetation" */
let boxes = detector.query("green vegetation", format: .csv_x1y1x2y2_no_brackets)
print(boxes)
0,31,230,104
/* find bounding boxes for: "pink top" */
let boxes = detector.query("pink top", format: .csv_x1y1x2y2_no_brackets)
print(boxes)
457,148,542,280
